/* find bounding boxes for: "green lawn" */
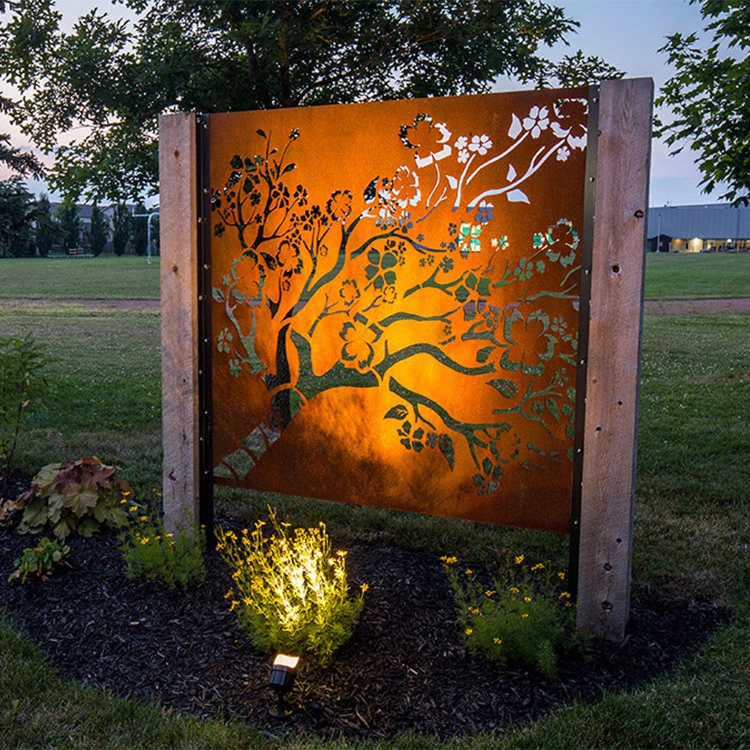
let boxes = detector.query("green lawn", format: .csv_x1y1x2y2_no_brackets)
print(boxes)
1,254,749,747
0,255,161,300
644,252,750,300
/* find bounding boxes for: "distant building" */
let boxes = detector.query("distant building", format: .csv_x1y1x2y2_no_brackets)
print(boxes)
647,204,750,253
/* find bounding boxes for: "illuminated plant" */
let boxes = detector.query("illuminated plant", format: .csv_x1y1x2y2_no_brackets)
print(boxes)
442,554,583,678
16,457,132,539
216,510,366,663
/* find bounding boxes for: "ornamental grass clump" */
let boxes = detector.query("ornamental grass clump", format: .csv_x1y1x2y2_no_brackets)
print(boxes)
442,554,584,678
216,510,366,663
119,500,205,590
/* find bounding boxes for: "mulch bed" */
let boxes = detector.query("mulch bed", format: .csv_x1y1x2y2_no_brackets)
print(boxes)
0,478,732,742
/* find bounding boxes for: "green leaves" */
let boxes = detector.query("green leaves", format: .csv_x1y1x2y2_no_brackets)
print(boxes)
0,0,609,200
657,1,750,205
0,333,50,488
16,458,132,540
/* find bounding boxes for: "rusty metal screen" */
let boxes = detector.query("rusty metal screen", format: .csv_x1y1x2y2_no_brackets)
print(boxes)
207,88,591,533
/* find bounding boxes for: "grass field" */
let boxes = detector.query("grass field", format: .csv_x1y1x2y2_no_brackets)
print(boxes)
0,255,161,300
1,254,749,747
644,252,750,299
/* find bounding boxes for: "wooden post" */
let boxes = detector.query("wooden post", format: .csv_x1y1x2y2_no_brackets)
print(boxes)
576,78,653,641
159,113,201,532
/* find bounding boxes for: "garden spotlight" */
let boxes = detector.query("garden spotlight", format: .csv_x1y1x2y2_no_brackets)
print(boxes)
268,653,299,717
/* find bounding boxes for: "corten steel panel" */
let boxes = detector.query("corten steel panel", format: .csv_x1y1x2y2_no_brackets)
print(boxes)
208,89,589,533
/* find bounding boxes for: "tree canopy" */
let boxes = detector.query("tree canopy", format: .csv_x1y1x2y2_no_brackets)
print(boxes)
0,0,621,202
657,0,750,206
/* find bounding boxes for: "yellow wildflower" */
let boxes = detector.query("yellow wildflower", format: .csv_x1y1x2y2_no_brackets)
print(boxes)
485,590,496,597
523,596,532,603
521,613,529,619
140,537,149,545
360,583,369,593
493,637,502,645
509,586,520,595
557,571,566,581
128,505,138,513
531,563,544,572
465,628,473,636
139,515,149,522
514,554,525,565
440,555,458,565
559,591,572,600
465,569,474,576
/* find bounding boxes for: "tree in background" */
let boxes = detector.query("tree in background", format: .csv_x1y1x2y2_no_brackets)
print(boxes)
89,202,109,256
132,201,148,256
0,0,621,202
111,203,131,256
0,178,35,257
657,0,750,206
33,193,59,257
55,202,81,252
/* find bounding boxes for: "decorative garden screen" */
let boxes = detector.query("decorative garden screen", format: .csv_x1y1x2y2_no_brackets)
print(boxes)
208,87,591,533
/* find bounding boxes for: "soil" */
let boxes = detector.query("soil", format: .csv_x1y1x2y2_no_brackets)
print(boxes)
0,477,731,742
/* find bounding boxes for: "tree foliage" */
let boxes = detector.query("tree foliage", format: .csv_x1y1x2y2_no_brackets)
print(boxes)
0,177,35,257
33,193,58,256
89,203,109,256
55,202,80,251
657,0,750,205
0,0,621,202
111,203,131,256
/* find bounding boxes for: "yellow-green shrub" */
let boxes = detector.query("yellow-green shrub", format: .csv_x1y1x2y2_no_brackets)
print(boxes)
216,511,366,663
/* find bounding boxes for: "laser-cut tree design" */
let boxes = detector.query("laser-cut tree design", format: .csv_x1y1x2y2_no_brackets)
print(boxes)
211,98,587,497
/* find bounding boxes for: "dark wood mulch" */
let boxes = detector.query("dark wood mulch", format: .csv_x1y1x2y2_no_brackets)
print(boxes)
0,480,731,742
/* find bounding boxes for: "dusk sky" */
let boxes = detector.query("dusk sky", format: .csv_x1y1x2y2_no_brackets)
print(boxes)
1,0,723,207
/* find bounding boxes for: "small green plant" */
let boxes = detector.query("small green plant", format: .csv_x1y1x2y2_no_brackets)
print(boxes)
119,504,206,590
16,457,132,539
442,554,583,678
0,333,51,491
9,536,71,583
216,509,366,663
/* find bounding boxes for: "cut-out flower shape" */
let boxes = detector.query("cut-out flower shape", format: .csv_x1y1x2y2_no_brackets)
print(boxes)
458,222,482,257
340,314,383,372
468,133,493,155
399,114,452,169
339,279,360,306
503,309,556,375
326,190,352,221
522,106,550,139
547,218,579,250
234,254,263,298
391,166,422,208
474,200,494,224
551,98,588,150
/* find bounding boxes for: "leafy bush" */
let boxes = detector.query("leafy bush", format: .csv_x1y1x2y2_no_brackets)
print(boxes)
216,510,366,663
0,333,50,491
119,505,205,590
442,554,584,678
9,536,71,583
16,457,132,539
